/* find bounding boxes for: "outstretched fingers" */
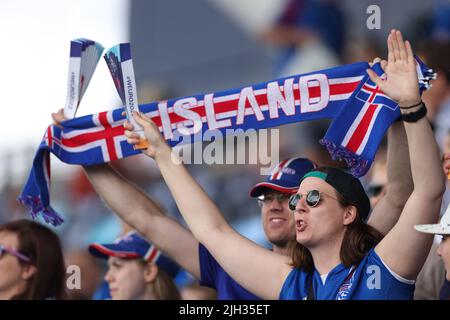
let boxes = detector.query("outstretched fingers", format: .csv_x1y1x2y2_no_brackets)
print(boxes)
396,30,408,62
387,32,395,64
405,40,415,65
390,30,401,62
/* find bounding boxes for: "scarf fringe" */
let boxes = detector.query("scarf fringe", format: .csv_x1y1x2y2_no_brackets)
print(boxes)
17,195,64,226
319,139,369,177
419,70,437,90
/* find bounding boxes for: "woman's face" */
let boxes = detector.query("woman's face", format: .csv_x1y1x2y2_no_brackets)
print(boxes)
0,231,27,299
437,236,450,281
105,257,148,300
293,177,350,249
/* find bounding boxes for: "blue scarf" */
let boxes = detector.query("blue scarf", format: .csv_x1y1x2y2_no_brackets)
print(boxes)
19,60,434,226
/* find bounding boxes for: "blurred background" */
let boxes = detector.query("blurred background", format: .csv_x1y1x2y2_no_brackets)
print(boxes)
0,0,449,299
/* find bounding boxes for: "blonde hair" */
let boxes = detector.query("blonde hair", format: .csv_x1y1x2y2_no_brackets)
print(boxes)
152,267,181,300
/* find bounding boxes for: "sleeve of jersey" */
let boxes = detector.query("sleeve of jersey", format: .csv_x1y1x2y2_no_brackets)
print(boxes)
198,243,219,289
367,249,416,299
278,268,306,300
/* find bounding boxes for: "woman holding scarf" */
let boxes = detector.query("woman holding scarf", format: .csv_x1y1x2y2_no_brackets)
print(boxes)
124,30,445,299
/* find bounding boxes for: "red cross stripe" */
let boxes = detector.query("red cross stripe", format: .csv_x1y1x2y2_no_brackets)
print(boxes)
144,246,160,263
345,83,387,154
61,111,125,162
45,126,62,149
270,159,289,180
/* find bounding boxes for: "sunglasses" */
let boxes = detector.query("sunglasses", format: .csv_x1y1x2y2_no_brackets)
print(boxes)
288,190,338,211
367,184,385,198
257,193,291,205
0,244,32,263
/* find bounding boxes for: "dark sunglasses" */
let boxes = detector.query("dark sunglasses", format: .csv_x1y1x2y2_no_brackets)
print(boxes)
367,184,385,198
288,190,338,211
0,244,31,262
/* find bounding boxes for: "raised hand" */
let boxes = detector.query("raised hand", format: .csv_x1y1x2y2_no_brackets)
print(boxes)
124,112,169,158
51,108,66,128
366,29,421,108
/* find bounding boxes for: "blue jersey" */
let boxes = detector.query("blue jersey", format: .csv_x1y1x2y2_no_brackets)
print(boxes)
280,248,415,300
440,279,450,300
199,244,261,300
92,281,111,300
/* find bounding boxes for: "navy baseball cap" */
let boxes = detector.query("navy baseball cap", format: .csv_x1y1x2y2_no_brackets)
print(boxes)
249,157,316,197
89,231,180,278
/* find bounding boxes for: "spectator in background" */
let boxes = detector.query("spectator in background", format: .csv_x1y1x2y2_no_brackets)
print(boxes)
418,41,450,152
342,38,383,66
368,140,448,300
441,130,450,215
415,139,450,300
89,231,181,300
262,0,344,77
366,145,387,208
431,0,450,42
262,0,345,166
0,219,66,299
439,137,450,300
418,42,450,226
415,151,450,300
415,207,450,299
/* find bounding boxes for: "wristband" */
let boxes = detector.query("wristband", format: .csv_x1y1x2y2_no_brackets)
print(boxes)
401,102,427,123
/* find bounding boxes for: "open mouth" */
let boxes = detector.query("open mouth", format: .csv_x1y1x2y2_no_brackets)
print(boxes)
296,219,307,232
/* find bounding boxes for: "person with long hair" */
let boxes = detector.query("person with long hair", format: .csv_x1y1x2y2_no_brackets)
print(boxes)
124,29,445,299
0,219,67,299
